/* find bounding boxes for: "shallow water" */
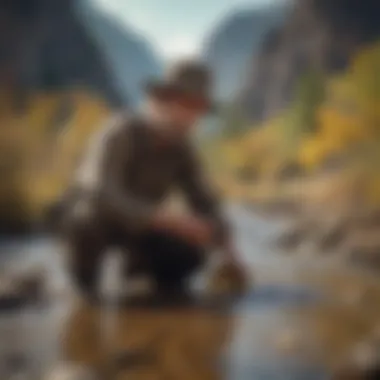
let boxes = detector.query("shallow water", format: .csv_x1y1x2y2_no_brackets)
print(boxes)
0,204,377,379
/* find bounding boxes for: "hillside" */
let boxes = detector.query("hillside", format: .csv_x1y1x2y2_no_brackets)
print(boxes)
214,0,380,226
77,1,162,105
0,0,125,108
239,0,380,122
203,5,287,101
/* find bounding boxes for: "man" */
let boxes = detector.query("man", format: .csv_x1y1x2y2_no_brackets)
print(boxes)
61,60,245,300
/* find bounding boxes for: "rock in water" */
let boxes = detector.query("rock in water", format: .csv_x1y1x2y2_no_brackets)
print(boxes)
0,267,48,310
317,223,347,253
342,286,369,307
276,223,312,252
206,260,251,296
44,363,97,380
275,328,302,355
333,340,380,380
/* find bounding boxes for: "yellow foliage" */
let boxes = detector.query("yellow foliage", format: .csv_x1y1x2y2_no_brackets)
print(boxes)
298,136,329,170
219,139,248,170
318,106,369,145
298,43,380,173
366,177,380,205
0,89,111,222
217,41,380,208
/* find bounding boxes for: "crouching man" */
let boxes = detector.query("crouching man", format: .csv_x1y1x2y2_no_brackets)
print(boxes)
61,61,246,300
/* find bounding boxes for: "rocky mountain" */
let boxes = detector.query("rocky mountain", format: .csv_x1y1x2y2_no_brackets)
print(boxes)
77,1,162,106
0,0,126,108
203,5,287,101
239,0,380,122
0,0,162,110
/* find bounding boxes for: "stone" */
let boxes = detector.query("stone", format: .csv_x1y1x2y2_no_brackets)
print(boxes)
316,223,347,253
0,266,49,310
206,260,251,296
276,229,305,251
343,228,380,269
275,328,301,354
44,363,97,380
333,340,380,380
352,341,380,368
342,286,369,307
123,276,155,298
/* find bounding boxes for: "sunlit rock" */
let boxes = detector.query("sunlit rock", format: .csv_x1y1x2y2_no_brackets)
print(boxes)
350,209,380,230
0,266,49,309
206,259,251,296
44,363,97,380
332,366,379,380
0,275,19,297
371,325,380,343
276,225,310,252
275,328,301,354
333,340,380,380
342,228,380,269
123,276,155,298
342,286,369,307
315,223,348,253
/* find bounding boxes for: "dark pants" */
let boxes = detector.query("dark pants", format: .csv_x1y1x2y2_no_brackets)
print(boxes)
61,207,205,298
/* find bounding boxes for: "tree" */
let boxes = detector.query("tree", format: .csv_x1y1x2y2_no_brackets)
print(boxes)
282,69,326,150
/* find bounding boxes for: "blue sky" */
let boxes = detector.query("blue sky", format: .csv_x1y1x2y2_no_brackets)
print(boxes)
93,0,284,59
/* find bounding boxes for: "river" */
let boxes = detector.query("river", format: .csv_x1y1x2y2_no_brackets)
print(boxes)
0,204,377,379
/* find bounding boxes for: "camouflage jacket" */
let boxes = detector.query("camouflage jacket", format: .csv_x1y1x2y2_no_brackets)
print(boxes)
73,113,230,245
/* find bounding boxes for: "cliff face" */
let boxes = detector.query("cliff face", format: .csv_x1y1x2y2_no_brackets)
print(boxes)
0,0,125,108
203,6,286,101
239,0,380,122
78,1,162,106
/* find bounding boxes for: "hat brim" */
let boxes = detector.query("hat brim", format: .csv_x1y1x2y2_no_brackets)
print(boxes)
144,79,217,113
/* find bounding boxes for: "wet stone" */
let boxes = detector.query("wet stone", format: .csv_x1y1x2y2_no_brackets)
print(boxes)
275,328,302,355
0,268,48,311
0,354,31,380
44,363,97,380
349,247,380,271
316,223,348,253
333,339,380,380
276,225,310,252
342,286,369,307
206,260,251,296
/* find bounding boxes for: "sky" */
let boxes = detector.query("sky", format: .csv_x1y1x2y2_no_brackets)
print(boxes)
92,0,284,60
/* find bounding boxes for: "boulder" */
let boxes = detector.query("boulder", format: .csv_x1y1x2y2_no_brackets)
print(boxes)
206,259,251,296
44,363,97,380
0,266,48,310
333,339,380,380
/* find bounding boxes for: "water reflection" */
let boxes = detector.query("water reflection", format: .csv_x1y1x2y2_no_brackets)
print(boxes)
1,208,380,378
63,301,234,379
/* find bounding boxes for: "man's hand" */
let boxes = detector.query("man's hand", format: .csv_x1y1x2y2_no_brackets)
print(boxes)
221,243,248,278
150,210,215,246
209,244,250,295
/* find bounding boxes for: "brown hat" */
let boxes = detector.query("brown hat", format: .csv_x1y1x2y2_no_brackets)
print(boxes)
145,60,215,110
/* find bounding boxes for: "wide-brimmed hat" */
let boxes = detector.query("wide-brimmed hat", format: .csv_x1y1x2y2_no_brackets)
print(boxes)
145,60,215,111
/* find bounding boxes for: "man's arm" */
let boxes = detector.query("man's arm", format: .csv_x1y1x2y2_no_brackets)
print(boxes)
177,143,231,248
75,115,155,232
